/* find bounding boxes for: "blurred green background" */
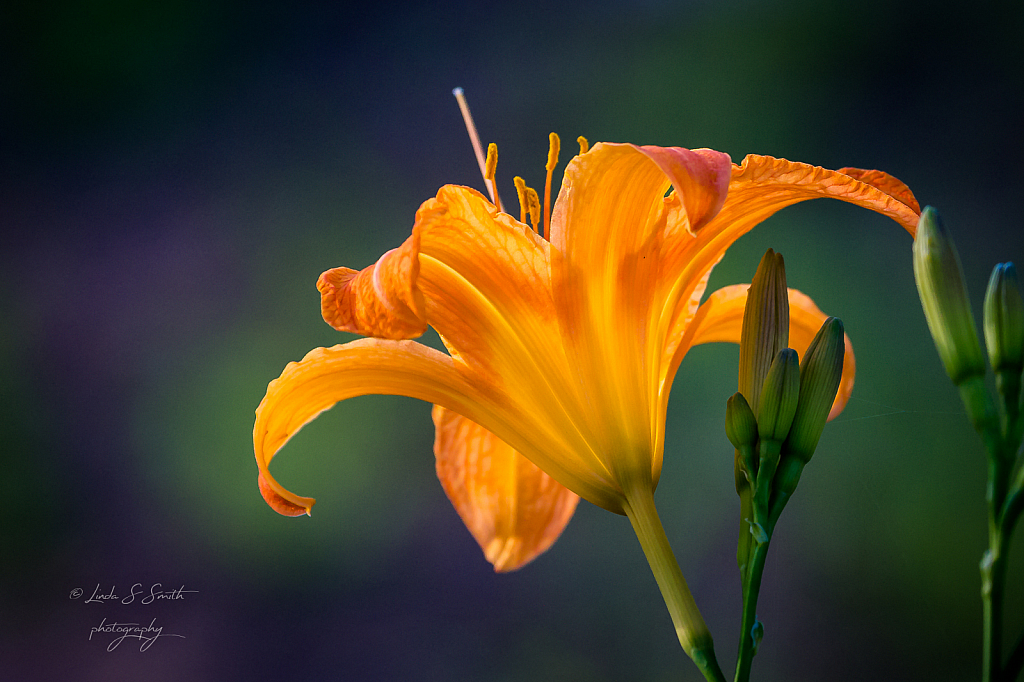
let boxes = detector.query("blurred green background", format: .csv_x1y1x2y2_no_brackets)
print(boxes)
2,0,1022,679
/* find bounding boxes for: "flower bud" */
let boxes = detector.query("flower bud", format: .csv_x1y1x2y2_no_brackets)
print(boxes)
757,349,800,442
912,207,986,385
784,317,845,463
983,262,1024,374
739,249,789,416
726,392,759,450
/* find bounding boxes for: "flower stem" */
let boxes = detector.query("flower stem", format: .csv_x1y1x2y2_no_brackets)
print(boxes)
981,520,1007,682
980,371,1022,682
623,484,726,682
737,489,753,583
732,439,787,682
734,534,769,682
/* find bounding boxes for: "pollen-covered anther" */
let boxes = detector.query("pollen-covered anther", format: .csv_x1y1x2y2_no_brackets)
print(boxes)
513,176,529,225
513,176,541,233
577,136,589,155
485,142,498,180
546,132,561,172
484,143,503,212
526,187,541,234
543,132,561,238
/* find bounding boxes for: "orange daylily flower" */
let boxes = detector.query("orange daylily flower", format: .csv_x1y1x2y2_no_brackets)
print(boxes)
254,143,921,578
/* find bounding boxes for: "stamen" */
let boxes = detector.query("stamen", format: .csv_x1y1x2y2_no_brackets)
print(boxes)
526,187,541,234
546,132,561,171
543,132,560,240
452,87,502,210
485,143,498,181
483,143,503,212
513,176,528,225
577,136,589,154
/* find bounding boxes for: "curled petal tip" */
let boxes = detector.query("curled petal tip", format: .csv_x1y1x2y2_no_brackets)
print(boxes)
316,229,426,340
258,473,314,517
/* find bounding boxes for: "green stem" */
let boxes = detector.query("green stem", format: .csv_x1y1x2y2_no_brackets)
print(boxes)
734,536,769,682
623,484,726,682
995,370,1022,447
982,527,1007,682
964,369,1020,682
734,442,781,682
737,488,753,583
983,438,1015,682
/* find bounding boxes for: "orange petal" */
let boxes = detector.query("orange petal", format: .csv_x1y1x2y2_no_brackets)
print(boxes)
254,338,487,515
254,338,624,516
317,226,426,339
546,143,732,476
671,284,855,420
432,406,579,572
414,186,556,380
836,167,921,216
411,187,616,494
258,472,310,517
633,146,732,232
670,157,921,309
722,156,921,235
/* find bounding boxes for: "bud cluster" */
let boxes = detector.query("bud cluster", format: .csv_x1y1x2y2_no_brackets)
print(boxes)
730,250,847,539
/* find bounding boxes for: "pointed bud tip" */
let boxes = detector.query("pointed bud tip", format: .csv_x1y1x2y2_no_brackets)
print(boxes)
912,207,985,385
726,392,759,450
739,249,790,415
984,262,1024,373
784,318,846,463
757,349,801,442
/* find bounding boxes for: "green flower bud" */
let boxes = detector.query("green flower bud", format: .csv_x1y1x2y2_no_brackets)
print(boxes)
739,249,789,416
726,392,759,450
784,317,845,463
983,262,1024,374
912,207,986,385
757,348,800,442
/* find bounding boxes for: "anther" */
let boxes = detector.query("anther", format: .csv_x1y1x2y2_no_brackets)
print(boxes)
485,143,498,180
483,143,503,212
546,133,560,172
513,176,529,226
577,136,589,155
526,187,541,234
543,132,560,239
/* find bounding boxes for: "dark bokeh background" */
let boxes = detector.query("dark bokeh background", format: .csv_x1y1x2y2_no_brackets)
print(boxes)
2,1,1022,680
